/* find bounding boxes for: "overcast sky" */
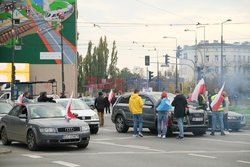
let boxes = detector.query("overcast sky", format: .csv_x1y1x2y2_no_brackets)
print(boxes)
77,0,250,74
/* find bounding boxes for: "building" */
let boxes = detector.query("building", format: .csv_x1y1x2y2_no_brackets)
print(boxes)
179,40,250,94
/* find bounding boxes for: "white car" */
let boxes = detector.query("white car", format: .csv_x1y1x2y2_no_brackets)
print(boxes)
55,98,99,134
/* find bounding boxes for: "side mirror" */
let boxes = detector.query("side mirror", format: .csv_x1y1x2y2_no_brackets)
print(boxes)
19,114,27,119
73,113,79,117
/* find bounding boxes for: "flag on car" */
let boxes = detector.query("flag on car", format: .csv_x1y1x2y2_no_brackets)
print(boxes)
17,94,23,105
108,89,114,103
189,78,206,102
211,83,225,111
66,92,76,121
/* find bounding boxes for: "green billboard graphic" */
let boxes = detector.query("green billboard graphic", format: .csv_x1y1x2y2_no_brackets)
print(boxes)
0,0,76,64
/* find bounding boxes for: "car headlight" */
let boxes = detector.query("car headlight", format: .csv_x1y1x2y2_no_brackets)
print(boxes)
81,126,90,132
92,113,99,120
39,127,57,133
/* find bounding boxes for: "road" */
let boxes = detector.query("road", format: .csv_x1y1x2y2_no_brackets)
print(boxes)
0,114,250,167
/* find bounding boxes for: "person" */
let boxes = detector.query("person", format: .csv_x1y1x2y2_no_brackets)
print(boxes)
37,92,55,103
156,91,172,139
198,92,207,110
94,92,106,127
171,90,187,139
223,91,230,132
22,91,30,103
209,89,225,136
104,93,110,114
129,89,144,137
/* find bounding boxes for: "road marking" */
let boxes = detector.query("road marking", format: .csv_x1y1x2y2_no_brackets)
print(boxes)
52,161,80,167
188,154,217,159
92,136,154,141
22,154,43,159
191,138,250,145
236,160,250,164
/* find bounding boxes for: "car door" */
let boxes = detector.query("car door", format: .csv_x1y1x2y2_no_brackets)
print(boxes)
5,106,20,140
15,106,29,142
118,95,133,126
141,95,155,127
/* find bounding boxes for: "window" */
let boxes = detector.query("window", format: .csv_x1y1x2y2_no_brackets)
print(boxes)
8,106,21,117
118,96,130,104
238,55,241,63
243,56,246,62
234,55,236,61
184,53,188,59
215,55,218,62
206,55,209,62
248,56,250,63
215,67,219,73
140,95,153,106
223,55,226,62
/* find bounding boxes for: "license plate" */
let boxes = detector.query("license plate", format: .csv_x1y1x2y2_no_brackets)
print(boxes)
192,118,203,121
62,134,79,139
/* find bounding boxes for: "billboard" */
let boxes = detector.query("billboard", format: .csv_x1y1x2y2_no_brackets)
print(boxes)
0,63,30,82
0,0,76,64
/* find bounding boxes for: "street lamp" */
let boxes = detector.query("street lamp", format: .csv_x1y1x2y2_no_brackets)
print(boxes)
59,17,66,98
162,36,178,90
221,19,232,84
196,22,206,67
11,0,16,100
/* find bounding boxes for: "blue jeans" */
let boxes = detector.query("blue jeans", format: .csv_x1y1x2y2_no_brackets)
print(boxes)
176,117,184,137
133,114,143,135
157,111,168,135
211,111,224,133
223,113,229,131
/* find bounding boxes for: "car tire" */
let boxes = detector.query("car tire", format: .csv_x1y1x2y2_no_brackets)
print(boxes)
77,142,89,149
27,130,38,151
115,115,129,133
192,131,205,136
90,126,99,134
1,127,11,145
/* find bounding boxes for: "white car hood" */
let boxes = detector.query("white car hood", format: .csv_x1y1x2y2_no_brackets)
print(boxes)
71,109,96,117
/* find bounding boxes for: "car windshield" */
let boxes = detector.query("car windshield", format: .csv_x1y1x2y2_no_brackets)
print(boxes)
29,105,65,119
0,103,12,114
58,99,90,110
149,92,175,102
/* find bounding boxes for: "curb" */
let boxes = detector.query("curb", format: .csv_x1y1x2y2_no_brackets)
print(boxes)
0,148,11,155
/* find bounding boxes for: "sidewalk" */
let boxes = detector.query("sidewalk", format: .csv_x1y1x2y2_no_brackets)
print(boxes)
0,148,11,155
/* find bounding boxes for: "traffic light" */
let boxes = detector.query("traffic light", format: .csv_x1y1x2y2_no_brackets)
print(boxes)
149,71,154,81
165,54,170,65
145,55,150,66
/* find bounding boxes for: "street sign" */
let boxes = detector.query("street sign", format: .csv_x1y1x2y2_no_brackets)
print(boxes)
40,52,61,60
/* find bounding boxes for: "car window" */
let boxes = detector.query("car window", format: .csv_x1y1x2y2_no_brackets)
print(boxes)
29,105,65,119
140,95,153,105
0,103,12,114
118,96,130,104
8,105,21,117
57,99,90,110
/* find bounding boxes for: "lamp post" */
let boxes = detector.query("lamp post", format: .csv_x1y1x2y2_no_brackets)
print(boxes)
59,18,65,98
196,23,206,67
11,0,15,100
162,36,178,90
221,19,232,84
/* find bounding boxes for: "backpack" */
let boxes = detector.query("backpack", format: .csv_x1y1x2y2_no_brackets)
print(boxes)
156,98,172,112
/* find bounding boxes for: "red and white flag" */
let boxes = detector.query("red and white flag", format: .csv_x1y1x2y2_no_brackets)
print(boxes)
17,94,23,105
189,78,206,102
66,92,76,121
211,83,225,111
108,89,114,103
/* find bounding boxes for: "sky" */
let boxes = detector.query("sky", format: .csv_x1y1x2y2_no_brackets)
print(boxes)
77,0,250,74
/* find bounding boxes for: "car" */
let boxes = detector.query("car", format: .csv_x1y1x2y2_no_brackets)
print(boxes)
0,103,90,151
79,97,95,110
0,100,13,120
207,110,246,131
111,92,208,136
55,98,99,134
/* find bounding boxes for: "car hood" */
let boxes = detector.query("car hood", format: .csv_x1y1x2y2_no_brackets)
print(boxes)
71,109,96,117
30,118,88,127
228,111,243,117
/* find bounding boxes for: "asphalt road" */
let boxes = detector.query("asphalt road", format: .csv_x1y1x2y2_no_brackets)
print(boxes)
0,114,250,167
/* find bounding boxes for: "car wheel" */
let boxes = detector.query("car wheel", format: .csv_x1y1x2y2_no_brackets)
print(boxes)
90,126,99,134
115,115,129,133
77,142,89,149
192,131,205,136
1,127,11,145
27,131,38,151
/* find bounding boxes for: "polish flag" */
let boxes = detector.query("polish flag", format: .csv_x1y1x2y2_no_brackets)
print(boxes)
108,89,114,103
17,94,23,105
189,78,206,102
211,83,225,111
66,92,76,121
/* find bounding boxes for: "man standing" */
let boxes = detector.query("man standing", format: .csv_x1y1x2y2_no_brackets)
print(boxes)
129,89,144,137
95,92,106,127
198,92,207,110
171,90,187,139
210,89,225,136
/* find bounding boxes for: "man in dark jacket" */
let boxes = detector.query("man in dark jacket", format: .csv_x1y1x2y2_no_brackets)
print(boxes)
171,90,187,139
37,92,55,103
95,92,106,127
104,94,110,114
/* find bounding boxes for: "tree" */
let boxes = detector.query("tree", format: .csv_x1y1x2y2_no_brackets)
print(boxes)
108,41,119,79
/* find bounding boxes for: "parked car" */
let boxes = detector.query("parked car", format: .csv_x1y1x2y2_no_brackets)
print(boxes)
0,103,90,151
79,97,95,110
55,98,99,134
0,100,13,120
207,110,246,131
111,92,208,136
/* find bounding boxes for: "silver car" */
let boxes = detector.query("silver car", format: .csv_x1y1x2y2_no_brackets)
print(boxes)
0,103,90,151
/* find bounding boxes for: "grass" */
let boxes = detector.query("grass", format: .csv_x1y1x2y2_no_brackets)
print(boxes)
50,1,67,11
32,3,44,14
64,0,75,5
229,105,250,124
18,9,29,18
0,12,11,20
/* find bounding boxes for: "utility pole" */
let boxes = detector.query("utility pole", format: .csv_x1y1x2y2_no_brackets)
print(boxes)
11,0,16,100
60,20,65,98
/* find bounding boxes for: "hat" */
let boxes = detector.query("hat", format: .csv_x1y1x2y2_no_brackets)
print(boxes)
161,91,167,98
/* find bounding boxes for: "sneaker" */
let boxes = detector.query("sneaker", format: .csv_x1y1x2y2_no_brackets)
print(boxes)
138,132,143,137
133,134,138,137
158,134,161,138
224,131,230,135
221,132,226,136
210,132,215,136
162,135,166,139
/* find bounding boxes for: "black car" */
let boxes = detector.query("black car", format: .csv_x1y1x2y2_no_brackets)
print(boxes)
111,92,208,136
0,103,90,151
207,111,246,131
